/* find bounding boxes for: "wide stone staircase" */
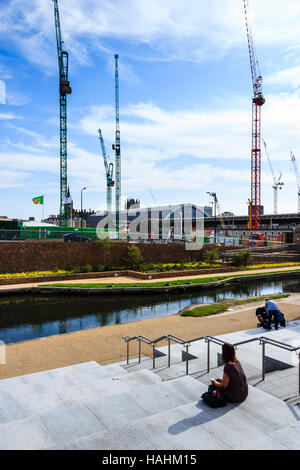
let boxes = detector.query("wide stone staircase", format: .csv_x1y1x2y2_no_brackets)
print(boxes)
0,322,299,450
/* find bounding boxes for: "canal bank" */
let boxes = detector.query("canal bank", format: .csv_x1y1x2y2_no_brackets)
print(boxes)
1,265,300,296
0,292,300,380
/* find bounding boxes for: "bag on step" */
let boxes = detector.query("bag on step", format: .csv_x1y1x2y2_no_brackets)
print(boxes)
201,384,227,408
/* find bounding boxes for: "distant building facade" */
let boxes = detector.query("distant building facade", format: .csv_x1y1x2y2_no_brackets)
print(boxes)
87,204,212,241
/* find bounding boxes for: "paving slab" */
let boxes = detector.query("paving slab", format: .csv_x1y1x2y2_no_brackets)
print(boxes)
76,425,156,451
0,416,55,450
129,382,184,416
0,399,28,424
17,390,65,416
133,407,230,450
271,422,300,450
85,392,149,429
234,435,288,450
162,375,207,403
40,403,106,444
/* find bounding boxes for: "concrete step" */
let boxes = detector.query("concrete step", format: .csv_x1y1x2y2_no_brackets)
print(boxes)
0,368,163,425
0,364,298,449
66,383,298,450
56,369,163,405
0,361,126,393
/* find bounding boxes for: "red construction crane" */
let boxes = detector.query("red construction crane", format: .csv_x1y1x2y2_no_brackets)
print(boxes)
243,0,265,229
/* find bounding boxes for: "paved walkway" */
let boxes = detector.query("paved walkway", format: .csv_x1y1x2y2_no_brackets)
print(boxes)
0,293,299,380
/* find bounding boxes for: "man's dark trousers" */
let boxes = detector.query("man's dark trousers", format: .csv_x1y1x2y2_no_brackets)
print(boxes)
266,309,279,330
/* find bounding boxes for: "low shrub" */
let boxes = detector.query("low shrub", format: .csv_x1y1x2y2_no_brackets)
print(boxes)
124,245,144,270
141,261,222,272
204,248,219,264
231,249,252,267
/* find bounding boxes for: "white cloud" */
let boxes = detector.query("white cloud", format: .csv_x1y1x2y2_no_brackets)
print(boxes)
0,112,22,120
2,0,300,70
0,169,29,188
266,66,300,89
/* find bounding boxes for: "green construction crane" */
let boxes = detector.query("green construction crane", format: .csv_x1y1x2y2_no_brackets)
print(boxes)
52,0,72,226
112,54,121,237
98,129,114,229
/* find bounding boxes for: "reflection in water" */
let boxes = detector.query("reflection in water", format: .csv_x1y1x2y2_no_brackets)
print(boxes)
0,276,299,344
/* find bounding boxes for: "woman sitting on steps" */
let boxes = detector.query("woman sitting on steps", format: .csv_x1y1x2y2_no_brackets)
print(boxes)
211,343,248,403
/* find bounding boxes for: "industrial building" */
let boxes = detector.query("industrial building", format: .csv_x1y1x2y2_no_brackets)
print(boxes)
87,204,213,242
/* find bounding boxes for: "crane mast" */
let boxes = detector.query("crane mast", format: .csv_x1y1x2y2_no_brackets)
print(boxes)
207,192,225,244
112,54,121,238
290,151,300,213
53,0,72,226
98,129,114,230
243,0,265,229
262,139,283,214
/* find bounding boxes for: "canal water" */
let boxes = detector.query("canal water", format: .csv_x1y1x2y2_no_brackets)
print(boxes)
0,276,299,344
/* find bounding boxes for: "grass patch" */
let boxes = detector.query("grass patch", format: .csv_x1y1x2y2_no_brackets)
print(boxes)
180,294,290,317
41,267,300,289
42,276,229,288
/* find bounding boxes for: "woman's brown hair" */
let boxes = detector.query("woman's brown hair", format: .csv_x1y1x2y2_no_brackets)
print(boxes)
222,343,236,364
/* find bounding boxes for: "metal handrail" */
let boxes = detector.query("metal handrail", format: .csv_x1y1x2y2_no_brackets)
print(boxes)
122,332,300,394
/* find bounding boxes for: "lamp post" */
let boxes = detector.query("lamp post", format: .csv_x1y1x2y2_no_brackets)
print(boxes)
81,187,86,233
207,192,217,244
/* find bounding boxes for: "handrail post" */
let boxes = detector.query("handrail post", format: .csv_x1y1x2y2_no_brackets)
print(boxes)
261,340,265,381
186,344,189,375
206,338,210,373
126,339,129,365
298,351,300,396
138,338,141,364
152,344,156,369
168,337,171,368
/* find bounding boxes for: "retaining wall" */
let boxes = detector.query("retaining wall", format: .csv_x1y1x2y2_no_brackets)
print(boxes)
0,241,237,274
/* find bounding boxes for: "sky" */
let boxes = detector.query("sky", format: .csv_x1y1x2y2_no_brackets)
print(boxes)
1,0,300,220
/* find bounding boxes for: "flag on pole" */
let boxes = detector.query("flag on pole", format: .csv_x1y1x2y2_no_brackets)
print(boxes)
32,195,44,205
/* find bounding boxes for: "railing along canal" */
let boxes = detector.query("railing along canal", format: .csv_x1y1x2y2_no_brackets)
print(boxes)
122,334,300,394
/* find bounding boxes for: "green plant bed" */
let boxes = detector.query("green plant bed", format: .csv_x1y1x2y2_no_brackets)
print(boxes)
42,268,300,289
180,294,290,317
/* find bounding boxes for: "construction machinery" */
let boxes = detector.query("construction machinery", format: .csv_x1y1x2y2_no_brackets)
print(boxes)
98,129,114,228
112,54,121,238
53,0,72,226
243,0,265,229
262,139,284,214
290,151,300,213
207,192,225,243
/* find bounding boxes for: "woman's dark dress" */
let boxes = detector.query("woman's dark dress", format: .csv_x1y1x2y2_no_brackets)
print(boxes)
224,361,248,403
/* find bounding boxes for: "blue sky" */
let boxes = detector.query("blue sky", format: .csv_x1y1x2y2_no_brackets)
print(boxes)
1,0,300,220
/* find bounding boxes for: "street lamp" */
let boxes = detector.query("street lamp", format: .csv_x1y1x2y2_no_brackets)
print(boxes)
81,187,86,233
207,192,217,244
